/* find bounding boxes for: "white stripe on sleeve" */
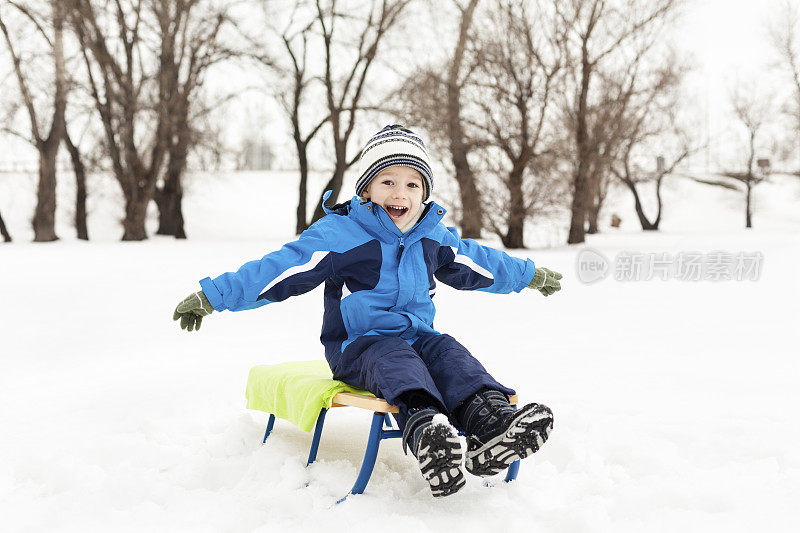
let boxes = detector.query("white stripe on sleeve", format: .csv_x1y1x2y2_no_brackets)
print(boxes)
261,250,330,294
449,246,494,280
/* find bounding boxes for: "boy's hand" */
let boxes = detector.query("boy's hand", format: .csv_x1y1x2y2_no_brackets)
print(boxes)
528,267,562,296
173,291,214,331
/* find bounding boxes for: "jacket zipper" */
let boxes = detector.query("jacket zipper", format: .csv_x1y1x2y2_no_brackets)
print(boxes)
372,206,406,260
370,203,436,261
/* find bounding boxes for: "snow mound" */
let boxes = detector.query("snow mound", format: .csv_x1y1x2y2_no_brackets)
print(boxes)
1,169,798,531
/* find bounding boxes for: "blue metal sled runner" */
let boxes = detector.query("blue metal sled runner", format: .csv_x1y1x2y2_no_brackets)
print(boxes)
260,391,521,503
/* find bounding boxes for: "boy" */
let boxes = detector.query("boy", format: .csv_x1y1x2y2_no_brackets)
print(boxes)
174,125,562,497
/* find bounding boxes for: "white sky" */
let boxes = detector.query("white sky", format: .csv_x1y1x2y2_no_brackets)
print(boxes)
0,0,795,170
677,0,793,169
684,0,777,77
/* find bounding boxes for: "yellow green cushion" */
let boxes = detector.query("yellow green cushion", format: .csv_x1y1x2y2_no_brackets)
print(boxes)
245,360,371,432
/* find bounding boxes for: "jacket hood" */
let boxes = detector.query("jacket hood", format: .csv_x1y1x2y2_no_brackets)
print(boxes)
322,190,352,216
322,190,446,243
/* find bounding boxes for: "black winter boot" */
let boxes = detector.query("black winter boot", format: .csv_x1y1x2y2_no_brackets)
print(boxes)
402,407,465,497
455,390,553,477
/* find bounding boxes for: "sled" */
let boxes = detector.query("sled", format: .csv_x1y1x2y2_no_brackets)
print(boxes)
247,361,520,503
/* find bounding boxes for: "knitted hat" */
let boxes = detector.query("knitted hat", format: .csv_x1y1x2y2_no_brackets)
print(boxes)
355,124,434,201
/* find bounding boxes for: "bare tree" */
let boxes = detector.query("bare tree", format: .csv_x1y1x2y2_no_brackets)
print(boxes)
769,0,800,167
61,68,113,241
613,57,694,231
444,0,482,238
582,67,641,234
556,0,679,244
256,1,329,233
614,149,691,231
584,102,619,233
70,0,236,240
70,0,167,241
63,123,89,240
584,52,697,235
308,0,412,225
467,0,565,248
610,119,694,231
0,0,67,242
394,0,484,238
724,83,773,228
281,28,328,234
151,0,239,239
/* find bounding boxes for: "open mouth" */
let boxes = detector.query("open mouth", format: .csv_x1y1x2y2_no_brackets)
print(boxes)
386,205,408,219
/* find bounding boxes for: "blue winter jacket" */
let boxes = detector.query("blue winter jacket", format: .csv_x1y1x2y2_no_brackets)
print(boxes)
199,194,536,361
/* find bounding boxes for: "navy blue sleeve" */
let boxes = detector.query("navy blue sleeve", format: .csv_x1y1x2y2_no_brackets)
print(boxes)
435,226,536,293
199,219,334,312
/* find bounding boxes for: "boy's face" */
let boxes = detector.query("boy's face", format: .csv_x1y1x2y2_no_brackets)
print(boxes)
362,166,425,229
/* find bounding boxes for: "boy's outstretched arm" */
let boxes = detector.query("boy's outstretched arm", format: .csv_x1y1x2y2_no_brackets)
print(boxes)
172,219,335,331
434,226,562,296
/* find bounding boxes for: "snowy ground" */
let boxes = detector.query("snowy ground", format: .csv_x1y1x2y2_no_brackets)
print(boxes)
1,170,799,532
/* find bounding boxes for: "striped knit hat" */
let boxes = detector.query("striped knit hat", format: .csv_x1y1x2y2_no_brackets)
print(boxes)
355,124,434,201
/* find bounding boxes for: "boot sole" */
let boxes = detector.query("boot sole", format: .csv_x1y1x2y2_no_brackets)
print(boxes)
417,423,466,497
465,403,553,477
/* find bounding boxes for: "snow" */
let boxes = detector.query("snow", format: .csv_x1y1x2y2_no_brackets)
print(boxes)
1,169,799,532
431,414,451,428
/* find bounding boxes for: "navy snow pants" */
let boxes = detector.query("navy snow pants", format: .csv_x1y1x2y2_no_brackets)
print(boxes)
328,333,515,431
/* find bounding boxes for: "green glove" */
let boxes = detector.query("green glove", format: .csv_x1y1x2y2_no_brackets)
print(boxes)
528,267,562,296
173,291,214,332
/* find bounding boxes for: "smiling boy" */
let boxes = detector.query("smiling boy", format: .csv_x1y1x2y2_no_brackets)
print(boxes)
360,166,425,231
174,124,563,498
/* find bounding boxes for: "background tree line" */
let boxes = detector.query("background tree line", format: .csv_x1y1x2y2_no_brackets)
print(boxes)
0,0,797,245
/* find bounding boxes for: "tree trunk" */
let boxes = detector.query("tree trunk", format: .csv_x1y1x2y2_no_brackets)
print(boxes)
568,163,590,242
745,132,755,229
501,166,525,248
447,0,482,239
588,166,611,234
451,145,483,238
587,201,599,234
32,1,67,243
155,24,188,239
568,55,592,244
32,143,59,242
155,142,187,239
63,128,88,240
0,209,11,242
295,142,309,234
623,178,658,230
155,172,186,238
586,162,601,234
502,223,523,249
447,86,483,238
122,189,150,241
652,173,664,230
745,179,752,228
310,143,347,223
